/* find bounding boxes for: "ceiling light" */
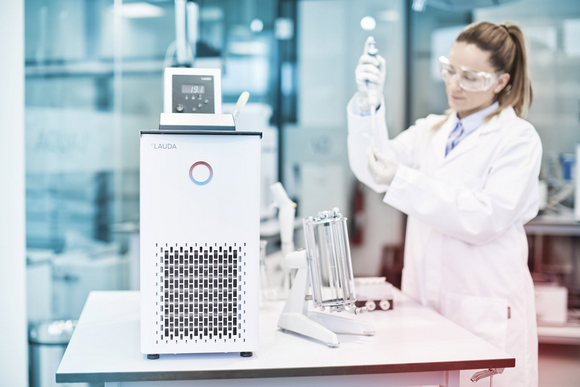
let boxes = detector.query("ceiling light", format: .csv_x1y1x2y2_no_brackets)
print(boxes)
250,18,264,33
117,3,164,18
361,16,376,31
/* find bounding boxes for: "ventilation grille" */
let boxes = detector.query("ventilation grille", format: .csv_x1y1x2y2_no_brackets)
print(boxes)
154,242,247,345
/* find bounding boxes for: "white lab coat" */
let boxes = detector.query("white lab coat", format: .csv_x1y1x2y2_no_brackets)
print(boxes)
347,95,541,387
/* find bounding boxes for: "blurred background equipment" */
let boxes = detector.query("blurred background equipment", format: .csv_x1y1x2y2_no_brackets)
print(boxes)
535,282,569,325
353,277,394,311
28,320,85,387
576,144,580,221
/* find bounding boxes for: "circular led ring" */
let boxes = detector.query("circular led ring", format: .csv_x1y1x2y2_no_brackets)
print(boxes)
189,161,213,185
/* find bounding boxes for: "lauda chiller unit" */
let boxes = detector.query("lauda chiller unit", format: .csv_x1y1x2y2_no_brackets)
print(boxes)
140,130,261,358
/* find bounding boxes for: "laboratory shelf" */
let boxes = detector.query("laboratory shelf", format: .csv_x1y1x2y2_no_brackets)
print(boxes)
537,324,580,345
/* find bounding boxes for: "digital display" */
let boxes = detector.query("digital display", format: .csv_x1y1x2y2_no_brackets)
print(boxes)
182,85,205,94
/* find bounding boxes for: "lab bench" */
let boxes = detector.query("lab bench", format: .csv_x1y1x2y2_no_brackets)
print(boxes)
56,290,514,387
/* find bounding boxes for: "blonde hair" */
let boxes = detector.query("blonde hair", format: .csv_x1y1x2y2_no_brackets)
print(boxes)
433,21,533,129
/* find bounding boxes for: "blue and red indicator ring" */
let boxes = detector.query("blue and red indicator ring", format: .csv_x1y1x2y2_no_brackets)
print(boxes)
189,161,213,185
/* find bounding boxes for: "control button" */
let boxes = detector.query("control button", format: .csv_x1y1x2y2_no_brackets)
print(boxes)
192,107,197,112
204,99,209,104
176,104,184,112
198,94,202,100
191,95,195,100
198,103,203,108
185,95,189,100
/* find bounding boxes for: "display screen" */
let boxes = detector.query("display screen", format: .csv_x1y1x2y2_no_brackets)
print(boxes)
182,85,205,94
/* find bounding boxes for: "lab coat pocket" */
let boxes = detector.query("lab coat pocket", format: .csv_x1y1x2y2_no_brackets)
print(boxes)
443,292,508,351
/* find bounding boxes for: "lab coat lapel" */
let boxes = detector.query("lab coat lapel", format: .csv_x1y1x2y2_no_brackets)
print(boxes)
432,116,456,169
438,114,502,168
439,129,482,167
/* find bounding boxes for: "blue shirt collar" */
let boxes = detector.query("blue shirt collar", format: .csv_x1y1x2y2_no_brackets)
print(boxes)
451,101,500,134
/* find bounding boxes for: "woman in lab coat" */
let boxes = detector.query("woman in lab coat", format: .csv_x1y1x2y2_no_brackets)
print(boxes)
347,22,540,387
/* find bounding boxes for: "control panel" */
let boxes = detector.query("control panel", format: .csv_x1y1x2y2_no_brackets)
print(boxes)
164,68,222,114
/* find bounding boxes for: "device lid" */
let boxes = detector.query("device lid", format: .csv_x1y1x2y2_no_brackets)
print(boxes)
159,112,234,131
140,130,262,138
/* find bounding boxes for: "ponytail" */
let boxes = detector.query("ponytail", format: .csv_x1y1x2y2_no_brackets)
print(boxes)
455,21,533,119
496,23,533,118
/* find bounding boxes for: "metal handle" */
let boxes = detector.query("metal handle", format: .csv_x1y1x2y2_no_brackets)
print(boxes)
470,368,504,383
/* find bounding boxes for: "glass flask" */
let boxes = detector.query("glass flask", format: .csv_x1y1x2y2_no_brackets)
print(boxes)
303,208,359,313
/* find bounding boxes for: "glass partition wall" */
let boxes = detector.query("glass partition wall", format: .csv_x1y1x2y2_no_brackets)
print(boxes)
25,0,282,321
24,3,284,385
25,9,286,386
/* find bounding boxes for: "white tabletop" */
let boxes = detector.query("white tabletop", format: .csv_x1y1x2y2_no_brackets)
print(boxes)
56,290,514,384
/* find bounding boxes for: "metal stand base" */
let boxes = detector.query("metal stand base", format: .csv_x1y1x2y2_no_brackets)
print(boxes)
278,250,375,348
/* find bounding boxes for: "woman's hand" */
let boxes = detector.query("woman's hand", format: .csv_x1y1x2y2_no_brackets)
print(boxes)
355,38,386,113
367,147,399,186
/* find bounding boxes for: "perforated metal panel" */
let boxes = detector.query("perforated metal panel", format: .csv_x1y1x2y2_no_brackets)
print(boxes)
153,242,247,345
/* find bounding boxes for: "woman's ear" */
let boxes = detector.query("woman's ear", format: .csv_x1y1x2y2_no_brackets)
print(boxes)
494,73,510,93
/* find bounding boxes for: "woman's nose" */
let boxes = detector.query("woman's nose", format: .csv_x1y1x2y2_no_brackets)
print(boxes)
448,74,462,91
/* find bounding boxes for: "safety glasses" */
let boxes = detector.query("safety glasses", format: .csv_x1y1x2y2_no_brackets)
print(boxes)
438,56,503,92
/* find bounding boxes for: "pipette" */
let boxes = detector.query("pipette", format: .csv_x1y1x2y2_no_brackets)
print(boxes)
366,37,380,150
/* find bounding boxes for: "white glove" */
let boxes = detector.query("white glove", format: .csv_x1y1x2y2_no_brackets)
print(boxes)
355,37,386,113
367,147,399,186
